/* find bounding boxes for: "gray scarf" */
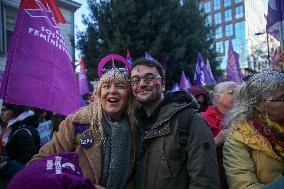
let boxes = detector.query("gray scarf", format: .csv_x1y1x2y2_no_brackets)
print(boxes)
101,113,131,189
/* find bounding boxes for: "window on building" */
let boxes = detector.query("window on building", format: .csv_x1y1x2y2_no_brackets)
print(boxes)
224,9,232,22
214,12,222,25
0,2,4,54
215,26,223,39
235,0,242,3
225,24,233,37
235,5,244,19
206,15,212,26
204,1,211,13
214,0,221,11
1,5,17,54
224,0,231,7
235,21,245,39
216,41,224,53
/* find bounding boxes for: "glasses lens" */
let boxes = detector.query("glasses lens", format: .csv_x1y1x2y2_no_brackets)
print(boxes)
144,73,156,83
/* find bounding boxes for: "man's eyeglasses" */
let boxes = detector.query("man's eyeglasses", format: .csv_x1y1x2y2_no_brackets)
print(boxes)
270,97,284,102
130,73,161,85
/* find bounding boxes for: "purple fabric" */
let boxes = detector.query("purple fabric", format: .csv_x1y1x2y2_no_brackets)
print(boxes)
203,59,216,84
0,0,80,116
144,52,156,61
194,52,205,86
126,49,132,66
6,152,95,189
179,70,191,90
226,39,243,83
79,66,90,96
266,0,284,41
171,82,180,92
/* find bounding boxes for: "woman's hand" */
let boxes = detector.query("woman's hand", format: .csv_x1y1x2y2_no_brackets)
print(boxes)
94,185,106,189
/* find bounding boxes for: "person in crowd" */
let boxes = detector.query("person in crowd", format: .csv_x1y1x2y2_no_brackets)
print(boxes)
0,104,40,187
188,85,212,112
201,81,237,189
30,69,135,189
223,69,284,189
130,58,220,189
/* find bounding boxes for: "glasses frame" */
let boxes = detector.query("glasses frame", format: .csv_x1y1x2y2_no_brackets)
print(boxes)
130,73,161,85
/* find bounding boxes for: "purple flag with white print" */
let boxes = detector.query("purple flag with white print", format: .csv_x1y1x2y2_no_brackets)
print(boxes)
0,0,80,116
79,58,90,96
203,59,216,84
179,70,191,90
171,83,180,92
194,52,206,86
266,0,284,41
226,39,243,83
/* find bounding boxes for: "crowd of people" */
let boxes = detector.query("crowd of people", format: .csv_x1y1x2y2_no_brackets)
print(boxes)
0,52,283,189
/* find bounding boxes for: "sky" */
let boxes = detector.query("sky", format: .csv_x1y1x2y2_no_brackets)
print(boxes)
73,0,88,61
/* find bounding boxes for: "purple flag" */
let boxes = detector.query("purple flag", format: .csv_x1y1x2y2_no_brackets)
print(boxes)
226,39,243,83
194,52,206,86
266,0,284,41
126,49,132,66
203,59,216,84
0,0,80,116
145,52,156,61
79,59,90,96
171,83,180,92
179,70,191,90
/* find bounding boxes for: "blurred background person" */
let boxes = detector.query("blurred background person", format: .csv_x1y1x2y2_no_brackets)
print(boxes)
201,81,237,189
188,85,212,112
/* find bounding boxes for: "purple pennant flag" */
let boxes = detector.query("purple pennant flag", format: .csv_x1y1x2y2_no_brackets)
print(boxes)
145,52,157,61
0,0,80,116
266,0,284,41
171,83,180,92
203,59,216,84
194,52,206,86
179,70,191,90
126,49,132,66
226,39,243,83
79,59,90,96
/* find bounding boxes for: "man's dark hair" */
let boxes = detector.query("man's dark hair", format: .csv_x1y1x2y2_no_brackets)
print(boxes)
131,58,165,82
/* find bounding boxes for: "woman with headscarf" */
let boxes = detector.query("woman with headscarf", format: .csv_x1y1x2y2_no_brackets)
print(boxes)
29,69,135,189
223,69,284,189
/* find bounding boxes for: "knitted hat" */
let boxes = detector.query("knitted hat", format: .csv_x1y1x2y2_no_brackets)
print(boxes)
187,86,206,97
6,152,95,189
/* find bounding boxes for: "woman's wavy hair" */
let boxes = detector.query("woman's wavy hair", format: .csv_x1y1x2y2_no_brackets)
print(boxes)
227,70,284,126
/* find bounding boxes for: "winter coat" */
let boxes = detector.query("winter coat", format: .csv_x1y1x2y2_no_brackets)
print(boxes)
1,111,40,164
0,111,40,180
135,91,220,189
201,106,227,189
223,119,284,189
31,104,135,188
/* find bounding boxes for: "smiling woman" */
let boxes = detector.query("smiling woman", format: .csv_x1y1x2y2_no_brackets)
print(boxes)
23,69,136,189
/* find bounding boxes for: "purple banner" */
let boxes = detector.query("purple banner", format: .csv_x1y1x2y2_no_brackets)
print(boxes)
0,0,80,116
226,39,243,83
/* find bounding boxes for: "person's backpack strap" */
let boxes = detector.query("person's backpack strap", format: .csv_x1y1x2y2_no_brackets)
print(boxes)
178,108,197,147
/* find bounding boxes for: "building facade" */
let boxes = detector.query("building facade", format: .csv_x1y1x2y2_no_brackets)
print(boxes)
0,0,81,71
199,0,275,72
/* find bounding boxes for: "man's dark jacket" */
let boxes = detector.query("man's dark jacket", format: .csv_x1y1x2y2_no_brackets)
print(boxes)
134,91,220,189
